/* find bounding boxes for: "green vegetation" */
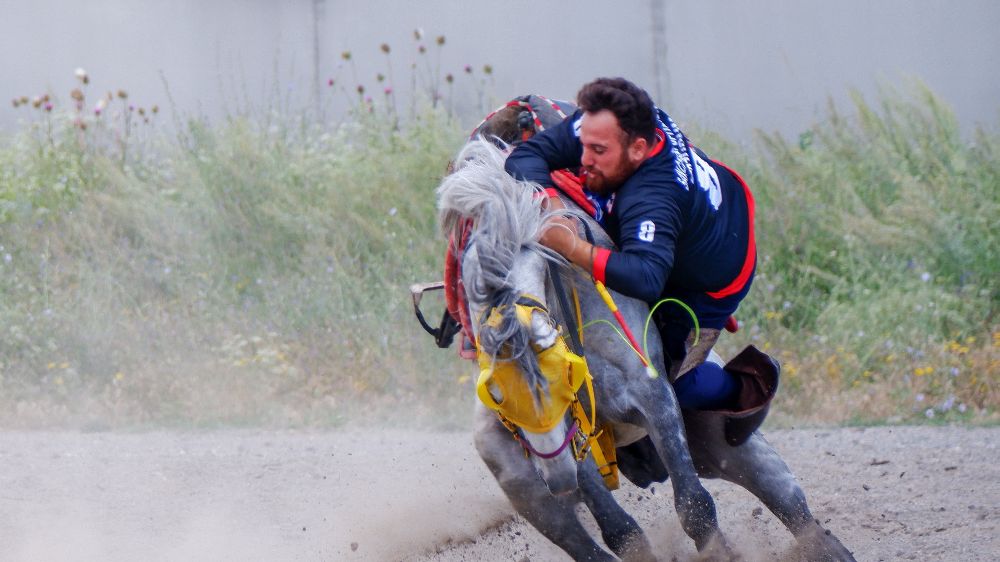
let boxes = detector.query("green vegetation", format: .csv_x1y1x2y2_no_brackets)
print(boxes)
1,73,996,428
704,82,998,425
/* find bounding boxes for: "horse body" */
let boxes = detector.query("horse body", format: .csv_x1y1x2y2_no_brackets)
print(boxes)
438,139,855,561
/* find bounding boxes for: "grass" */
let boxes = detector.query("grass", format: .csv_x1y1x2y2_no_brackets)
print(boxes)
0,72,996,429
701,81,998,426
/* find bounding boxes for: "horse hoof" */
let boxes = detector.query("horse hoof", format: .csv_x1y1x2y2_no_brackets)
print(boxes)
616,535,658,562
791,520,857,562
694,532,744,562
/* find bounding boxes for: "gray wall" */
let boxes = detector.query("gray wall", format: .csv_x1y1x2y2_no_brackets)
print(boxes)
2,0,998,141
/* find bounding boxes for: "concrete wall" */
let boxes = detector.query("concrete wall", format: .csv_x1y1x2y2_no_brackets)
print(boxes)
2,0,998,141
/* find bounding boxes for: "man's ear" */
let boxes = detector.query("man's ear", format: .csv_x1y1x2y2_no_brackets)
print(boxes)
627,136,649,163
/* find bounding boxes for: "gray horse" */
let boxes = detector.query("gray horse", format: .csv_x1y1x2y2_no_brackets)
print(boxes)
437,139,856,561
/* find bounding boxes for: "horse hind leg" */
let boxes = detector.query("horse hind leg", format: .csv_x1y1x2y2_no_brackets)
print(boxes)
685,414,856,562
576,459,656,562
474,417,616,561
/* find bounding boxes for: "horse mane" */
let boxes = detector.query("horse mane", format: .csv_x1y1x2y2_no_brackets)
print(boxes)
438,138,557,302
437,139,563,398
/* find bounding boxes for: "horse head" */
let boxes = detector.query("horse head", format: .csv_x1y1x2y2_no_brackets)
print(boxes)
437,139,582,495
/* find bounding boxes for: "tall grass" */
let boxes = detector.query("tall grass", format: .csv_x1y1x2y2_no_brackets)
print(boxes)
0,75,996,428
703,82,998,425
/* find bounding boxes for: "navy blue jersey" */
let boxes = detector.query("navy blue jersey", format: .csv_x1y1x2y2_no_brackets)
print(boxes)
505,108,756,329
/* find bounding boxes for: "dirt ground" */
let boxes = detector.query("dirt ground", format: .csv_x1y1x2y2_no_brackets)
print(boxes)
0,426,996,561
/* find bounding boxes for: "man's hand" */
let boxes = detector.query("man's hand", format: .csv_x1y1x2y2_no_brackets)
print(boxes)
539,197,595,272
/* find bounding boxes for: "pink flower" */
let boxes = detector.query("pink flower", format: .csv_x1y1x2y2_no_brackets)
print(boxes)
383,87,392,95
327,78,334,87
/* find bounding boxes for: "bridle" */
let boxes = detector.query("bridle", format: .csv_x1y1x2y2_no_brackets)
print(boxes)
475,292,619,489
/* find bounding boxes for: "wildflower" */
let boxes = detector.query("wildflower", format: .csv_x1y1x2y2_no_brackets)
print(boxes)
940,395,955,412
341,51,351,60
924,408,934,419
328,78,335,87
464,64,472,74
920,272,931,282
388,207,397,216
483,64,493,75
436,35,446,46
32,96,42,108
958,403,967,413
11,98,19,108
94,98,107,115
376,73,385,82
114,372,124,381
383,86,392,95
950,367,959,377
445,73,453,84
44,102,53,112
413,28,423,40
915,393,925,402
418,44,426,54
138,107,146,116
74,67,87,81
117,89,128,99
356,84,365,95
151,105,158,114
380,43,390,54
19,96,28,105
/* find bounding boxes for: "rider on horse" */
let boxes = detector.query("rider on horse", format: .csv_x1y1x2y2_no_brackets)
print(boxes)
505,77,756,413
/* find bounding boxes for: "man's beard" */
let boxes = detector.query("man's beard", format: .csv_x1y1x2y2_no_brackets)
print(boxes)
584,154,638,196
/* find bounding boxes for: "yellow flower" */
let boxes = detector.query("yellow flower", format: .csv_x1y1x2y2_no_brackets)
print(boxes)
114,372,124,381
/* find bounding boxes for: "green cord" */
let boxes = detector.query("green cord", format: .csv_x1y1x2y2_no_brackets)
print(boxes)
642,298,700,361
582,297,700,368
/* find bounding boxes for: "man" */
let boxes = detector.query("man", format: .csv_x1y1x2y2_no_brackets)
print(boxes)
505,77,756,410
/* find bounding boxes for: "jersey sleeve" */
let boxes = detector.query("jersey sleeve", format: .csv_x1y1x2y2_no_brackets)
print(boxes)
504,111,584,187
598,174,685,303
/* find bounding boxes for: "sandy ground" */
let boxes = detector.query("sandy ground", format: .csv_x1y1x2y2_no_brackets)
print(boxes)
0,426,996,562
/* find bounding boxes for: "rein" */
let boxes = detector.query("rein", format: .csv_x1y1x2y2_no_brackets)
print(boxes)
510,419,580,459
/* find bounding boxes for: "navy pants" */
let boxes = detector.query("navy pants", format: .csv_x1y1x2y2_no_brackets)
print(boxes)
672,361,741,410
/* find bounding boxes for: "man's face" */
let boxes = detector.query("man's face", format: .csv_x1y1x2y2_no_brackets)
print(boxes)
579,110,646,196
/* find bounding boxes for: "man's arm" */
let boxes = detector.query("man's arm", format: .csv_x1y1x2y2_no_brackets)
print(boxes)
504,111,584,187
596,183,681,302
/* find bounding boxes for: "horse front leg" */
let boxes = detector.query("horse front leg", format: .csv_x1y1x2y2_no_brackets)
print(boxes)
576,458,656,562
684,411,857,562
474,409,615,561
635,384,737,560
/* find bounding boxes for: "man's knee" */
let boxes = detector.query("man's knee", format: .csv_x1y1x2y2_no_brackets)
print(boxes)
672,360,741,410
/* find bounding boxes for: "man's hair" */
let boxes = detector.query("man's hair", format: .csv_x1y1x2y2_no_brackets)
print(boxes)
576,77,656,144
